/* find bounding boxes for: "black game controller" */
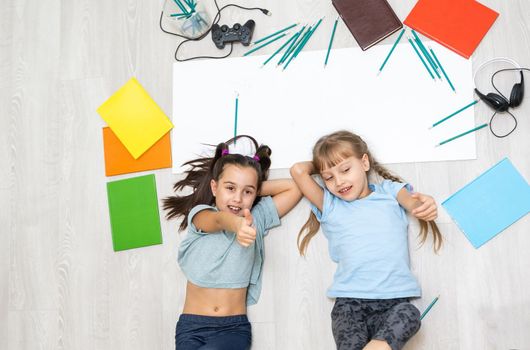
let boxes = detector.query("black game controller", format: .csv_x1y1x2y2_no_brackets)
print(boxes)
211,20,255,49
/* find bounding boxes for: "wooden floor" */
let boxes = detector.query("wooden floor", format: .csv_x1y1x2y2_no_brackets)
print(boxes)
2,0,529,349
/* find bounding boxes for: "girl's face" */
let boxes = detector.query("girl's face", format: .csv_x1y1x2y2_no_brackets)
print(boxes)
320,154,371,201
210,164,259,216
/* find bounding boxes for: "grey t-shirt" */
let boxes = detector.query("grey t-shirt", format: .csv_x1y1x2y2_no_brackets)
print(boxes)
178,196,280,305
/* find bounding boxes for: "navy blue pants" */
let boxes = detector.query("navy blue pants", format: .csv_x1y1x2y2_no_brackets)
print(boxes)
175,314,251,350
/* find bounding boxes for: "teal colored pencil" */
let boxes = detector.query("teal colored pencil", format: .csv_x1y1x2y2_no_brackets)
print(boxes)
234,93,239,145
170,13,189,18
411,30,440,79
407,37,435,80
378,28,405,74
277,26,304,65
253,23,298,45
173,0,189,15
262,33,298,66
429,46,456,92
279,24,311,66
430,100,478,129
324,16,339,67
282,23,315,70
436,123,488,147
420,296,439,320
296,17,323,58
243,32,288,56
283,17,323,70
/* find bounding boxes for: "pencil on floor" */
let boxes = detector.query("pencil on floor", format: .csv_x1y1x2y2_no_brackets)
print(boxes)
253,23,298,45
420,295,439,320
279,24,311,66
262,32,299,67
243,32,289,56
378,28,405,74
324,16,339,67
284,17,323,70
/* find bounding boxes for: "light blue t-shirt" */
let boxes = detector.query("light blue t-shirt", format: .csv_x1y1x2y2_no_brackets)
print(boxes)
178,196,280,305
311,179,421,299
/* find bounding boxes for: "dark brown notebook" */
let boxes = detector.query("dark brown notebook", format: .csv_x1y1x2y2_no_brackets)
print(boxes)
332,0,402,51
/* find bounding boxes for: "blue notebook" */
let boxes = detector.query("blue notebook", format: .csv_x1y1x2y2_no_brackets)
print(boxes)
442,158,530,248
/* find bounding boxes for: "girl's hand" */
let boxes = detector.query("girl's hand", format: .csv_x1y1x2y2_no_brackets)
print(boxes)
235,209,256,247
411,193,438,221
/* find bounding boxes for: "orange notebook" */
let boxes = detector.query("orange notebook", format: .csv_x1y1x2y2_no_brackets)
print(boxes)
404,0,498,59
102,127,172,176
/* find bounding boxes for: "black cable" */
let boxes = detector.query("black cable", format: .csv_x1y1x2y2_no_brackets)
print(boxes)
483,67,529,138
488,110,518,138
159,0,270,61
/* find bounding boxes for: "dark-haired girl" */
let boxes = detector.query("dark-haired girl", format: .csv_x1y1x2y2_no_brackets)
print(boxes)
164,135,301,350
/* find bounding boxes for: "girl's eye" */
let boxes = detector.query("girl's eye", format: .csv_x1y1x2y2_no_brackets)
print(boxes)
245,190,254,195
226,186,235,191
342,168,350,173
324,176,333,181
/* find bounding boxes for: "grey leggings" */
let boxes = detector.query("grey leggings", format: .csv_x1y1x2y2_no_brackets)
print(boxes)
331,298,421,350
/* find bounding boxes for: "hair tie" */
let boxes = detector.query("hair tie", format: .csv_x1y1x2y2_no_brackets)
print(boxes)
221,149,229,156
252,155,260,161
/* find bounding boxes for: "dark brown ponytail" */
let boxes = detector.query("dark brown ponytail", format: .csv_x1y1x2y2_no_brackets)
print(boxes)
163,135,271,231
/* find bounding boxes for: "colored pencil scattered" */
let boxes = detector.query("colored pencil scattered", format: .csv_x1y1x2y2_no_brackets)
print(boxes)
234,93,239,144
253,23,298,45
262,33,299,67
430,100,478,129
436,123,488,147
420,295,439,320
429,46,456,92
324,16,339,67
378,28,405,74
243,32,289,56
407,36,435,80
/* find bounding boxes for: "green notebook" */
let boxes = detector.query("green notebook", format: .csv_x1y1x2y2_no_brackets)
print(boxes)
106,174,163,251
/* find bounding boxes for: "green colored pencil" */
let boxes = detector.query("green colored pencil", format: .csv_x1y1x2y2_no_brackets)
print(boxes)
436,123,488,147
262,33,298,67
173,0,189,15
324,16,339,67
243,32,288,56
234,93,239,145
378,28,405,74
420,295,439,320
407,36,435,80
411,30,440,79
277,28,303,65
430,100,478,129
279,24,310,65
429,46,456,92
253,23,298,45
283,17,323,70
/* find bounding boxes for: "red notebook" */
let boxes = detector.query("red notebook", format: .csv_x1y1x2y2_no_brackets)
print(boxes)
404,0,498,59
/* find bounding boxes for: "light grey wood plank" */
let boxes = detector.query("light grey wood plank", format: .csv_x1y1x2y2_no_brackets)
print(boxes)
8,311,59,350
3,0,530,349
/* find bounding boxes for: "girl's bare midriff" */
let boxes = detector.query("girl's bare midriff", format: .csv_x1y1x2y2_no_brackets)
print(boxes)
182,282,247,316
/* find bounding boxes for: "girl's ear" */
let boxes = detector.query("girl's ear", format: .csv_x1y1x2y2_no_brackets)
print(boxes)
361,153,370,171
210,179,218,197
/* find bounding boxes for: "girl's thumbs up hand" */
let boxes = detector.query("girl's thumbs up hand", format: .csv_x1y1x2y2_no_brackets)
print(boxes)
236,209,256,247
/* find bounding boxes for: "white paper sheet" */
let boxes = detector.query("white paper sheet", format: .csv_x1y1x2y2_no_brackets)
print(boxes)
172,41,476,173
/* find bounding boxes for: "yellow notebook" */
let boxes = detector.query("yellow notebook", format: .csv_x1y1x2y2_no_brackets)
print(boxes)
97,78,173,159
